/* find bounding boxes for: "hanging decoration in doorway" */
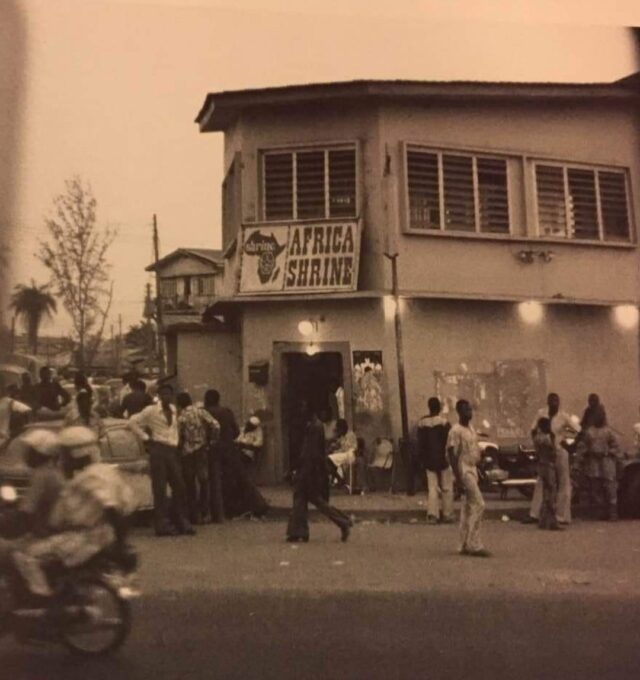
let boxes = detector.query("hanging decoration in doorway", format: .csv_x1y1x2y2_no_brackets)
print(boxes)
353,351,384,413
239,222,361,294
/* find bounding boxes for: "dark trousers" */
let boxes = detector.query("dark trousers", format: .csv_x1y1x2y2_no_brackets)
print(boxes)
221,446,269,518
286,477,351,540
538,462,558,529
181,448,210,524
208,446,225,523
149,442,190,533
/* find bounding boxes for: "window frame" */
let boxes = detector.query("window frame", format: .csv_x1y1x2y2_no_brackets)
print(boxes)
260,141,360,223
404,144,513,236
532,159,633,244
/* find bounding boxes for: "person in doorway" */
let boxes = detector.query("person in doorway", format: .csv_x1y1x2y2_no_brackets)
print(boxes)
447,399,490,557
120,379,154,418
64,389,106,440
327,418,358,488
417,397,453,525
128,384,195,536
0,376,32,449
177,391,219,525
286,408,352,543
522,393,578,526
236,416,264,468
576,405,621,521
33,366,70,415
532,417,562,530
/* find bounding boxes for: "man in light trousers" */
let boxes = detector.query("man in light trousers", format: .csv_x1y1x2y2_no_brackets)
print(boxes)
523,393,578,526
447,399,490,557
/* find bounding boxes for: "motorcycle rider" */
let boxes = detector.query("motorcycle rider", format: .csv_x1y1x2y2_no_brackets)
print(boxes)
12,426,136,599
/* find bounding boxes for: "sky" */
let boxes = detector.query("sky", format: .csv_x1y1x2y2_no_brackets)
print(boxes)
2,0,640,338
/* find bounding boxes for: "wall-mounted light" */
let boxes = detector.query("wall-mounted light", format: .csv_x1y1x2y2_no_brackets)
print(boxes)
516,250,535,264
305,343,319,356
518,300,544,324
515,249,554,264
613,305,639,330
538,250,554,263
297,316,325,337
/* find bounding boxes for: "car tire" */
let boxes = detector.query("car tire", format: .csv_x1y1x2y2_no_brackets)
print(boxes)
619,468,640,519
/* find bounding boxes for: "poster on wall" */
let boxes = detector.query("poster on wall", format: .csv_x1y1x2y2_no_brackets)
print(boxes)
434,371,497,437
353,351,384,414
494,359,547,441
239,221,361,294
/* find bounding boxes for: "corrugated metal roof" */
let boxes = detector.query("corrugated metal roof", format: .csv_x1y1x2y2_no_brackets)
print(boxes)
196,74,640,131
146,247,224,272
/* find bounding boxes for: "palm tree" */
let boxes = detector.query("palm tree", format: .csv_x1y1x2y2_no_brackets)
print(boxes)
10,280,57,355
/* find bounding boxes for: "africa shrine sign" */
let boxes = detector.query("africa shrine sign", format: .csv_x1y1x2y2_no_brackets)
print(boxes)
239,221,361,294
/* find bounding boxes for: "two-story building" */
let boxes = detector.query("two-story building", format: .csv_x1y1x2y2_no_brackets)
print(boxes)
181,75,640,484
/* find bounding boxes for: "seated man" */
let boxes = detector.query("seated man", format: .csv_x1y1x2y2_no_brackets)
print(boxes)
235,416,264,467
12,426,136,599
327,419,358,486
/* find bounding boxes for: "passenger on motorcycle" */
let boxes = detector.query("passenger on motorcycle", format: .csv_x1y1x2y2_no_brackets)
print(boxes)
12,426,137,598
0,429,64,575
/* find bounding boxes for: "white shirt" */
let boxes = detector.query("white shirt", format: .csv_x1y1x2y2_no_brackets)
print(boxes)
128,402,179,448
0,397,32,448
531,408,577,442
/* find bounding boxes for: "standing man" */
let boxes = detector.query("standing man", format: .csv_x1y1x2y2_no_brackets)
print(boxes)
447,399,490,557
128,384,194,536
17,372,37,409
203,389,237,522
120,379,153,418
33,367,70,414
523,393,578,526
286,408,352,543
176,391,220,525
417,397,453,525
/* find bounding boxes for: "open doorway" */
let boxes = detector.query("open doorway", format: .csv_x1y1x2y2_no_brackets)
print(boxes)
281,351,343,474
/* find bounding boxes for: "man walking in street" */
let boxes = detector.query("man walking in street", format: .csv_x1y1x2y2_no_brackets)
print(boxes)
417,397,453,525
120,378,153,418
177,391,220,525
128,384,195,537
523,392,578,526
447,399,490,557
286,408,352,543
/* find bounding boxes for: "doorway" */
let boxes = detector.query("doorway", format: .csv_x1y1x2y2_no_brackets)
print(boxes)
271,342,354,481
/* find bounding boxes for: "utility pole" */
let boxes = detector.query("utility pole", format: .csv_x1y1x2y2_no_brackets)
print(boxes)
117,313,123,375
153,214,166,378
384,251,411,494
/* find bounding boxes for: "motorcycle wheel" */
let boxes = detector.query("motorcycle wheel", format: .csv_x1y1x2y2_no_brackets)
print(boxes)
59,576,131,656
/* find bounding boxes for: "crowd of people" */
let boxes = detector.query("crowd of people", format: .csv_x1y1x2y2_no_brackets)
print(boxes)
1,366,636,560
415,390,630,558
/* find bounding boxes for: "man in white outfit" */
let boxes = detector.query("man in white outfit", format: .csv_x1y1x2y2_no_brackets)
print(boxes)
523,393,578,525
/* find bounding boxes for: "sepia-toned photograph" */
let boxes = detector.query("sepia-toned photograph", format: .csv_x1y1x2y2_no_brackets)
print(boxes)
1,1,640,677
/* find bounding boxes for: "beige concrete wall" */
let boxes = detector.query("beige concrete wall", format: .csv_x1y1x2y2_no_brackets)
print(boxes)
217,98,640,303
381,100,640,303
241,298,401,482
176,330,242,416
402,298,640,452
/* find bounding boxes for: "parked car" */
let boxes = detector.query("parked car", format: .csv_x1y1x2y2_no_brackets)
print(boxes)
0,418,152,511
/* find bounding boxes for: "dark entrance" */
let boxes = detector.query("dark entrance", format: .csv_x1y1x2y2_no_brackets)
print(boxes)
281,351,343,474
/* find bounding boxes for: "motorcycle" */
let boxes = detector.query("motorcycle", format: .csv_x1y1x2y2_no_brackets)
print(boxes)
0,485,139,656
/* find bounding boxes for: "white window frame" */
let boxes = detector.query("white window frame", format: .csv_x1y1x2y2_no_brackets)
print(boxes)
404,144,513,235
260,142,359,222
532,160,633,243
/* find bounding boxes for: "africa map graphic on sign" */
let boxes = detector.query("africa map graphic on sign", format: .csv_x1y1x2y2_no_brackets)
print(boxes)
243,230,287,284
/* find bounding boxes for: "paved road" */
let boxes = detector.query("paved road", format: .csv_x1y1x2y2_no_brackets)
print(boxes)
2,520,640,679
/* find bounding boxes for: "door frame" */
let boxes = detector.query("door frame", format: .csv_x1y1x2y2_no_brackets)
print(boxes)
272,341,353,481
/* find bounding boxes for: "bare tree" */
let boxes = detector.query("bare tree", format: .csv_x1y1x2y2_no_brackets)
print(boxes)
38,177,117,369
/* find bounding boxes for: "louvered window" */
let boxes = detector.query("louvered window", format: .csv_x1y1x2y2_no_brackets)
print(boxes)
407,146,510,233
535,163,631,242
263,146,356,221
